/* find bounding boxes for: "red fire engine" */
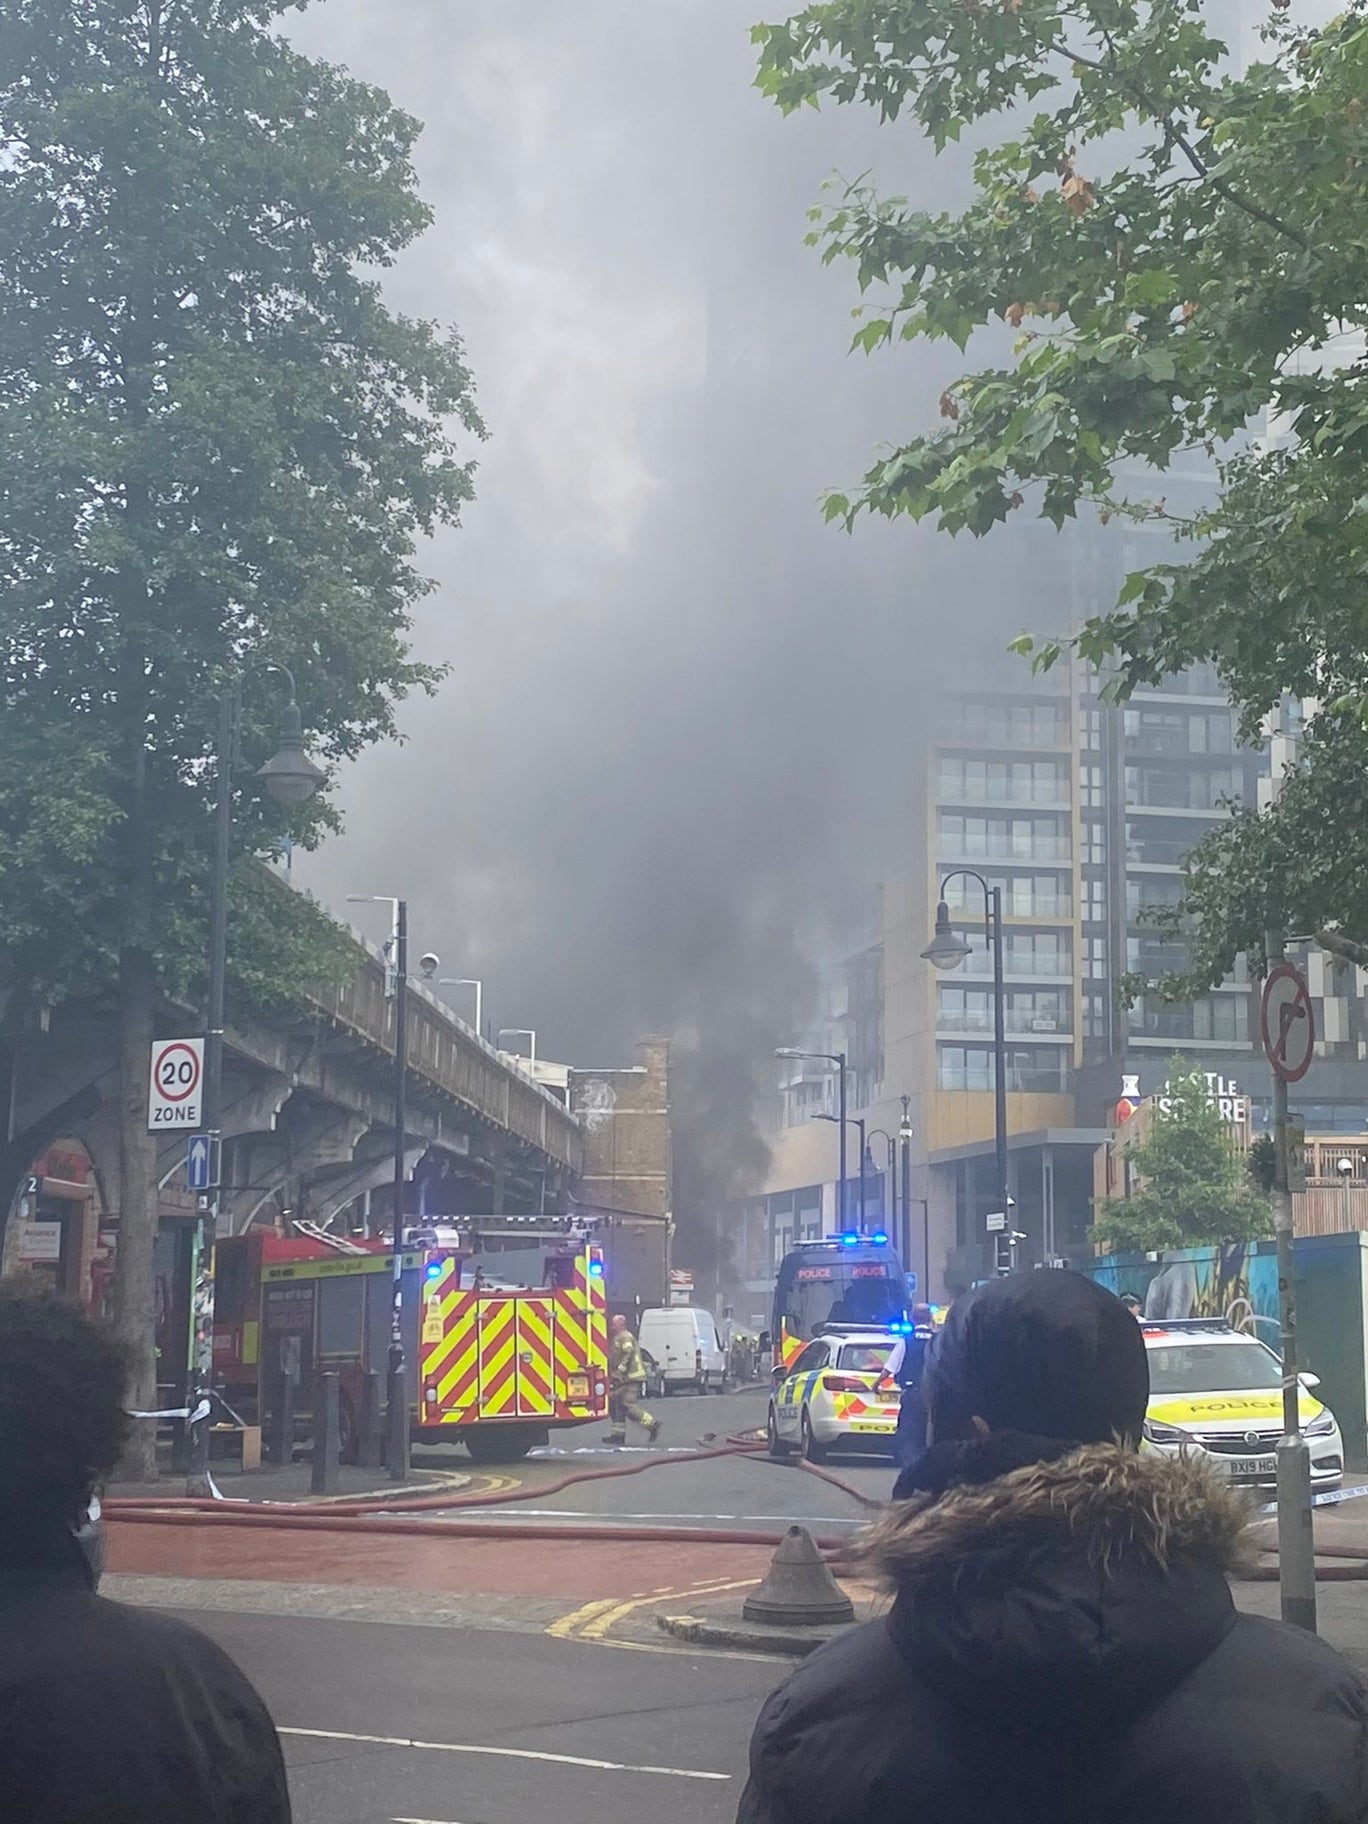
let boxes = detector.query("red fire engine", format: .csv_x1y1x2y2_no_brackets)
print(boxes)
212,1216,610,1462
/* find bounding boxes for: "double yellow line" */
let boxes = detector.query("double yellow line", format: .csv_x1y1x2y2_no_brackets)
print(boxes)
548,1577,758,1653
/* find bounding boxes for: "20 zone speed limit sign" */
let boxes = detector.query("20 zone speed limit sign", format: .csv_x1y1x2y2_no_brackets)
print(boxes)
148,1037,205,1131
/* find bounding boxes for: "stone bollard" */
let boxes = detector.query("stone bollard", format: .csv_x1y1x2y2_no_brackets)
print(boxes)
311,1370,341,1495
385,1364,410,1483
742,1525,854,1627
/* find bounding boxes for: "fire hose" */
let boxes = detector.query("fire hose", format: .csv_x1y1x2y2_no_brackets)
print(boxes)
104,1436,1365,1578
102,1431,880,1551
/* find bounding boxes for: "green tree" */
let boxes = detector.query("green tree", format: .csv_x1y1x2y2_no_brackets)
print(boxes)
754,3,1368,981
0,0,483,1471
1094,1063,1271,1253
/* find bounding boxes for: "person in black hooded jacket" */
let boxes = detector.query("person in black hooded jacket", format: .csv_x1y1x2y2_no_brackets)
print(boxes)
738,1269,1368,1824
0,1277,291,1823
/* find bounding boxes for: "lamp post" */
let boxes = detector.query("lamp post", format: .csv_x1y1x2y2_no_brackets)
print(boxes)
866,1128,897,1241
923,873,1013,1273
188,665,325,1491
813,1113,867,1232
777,1048,848,1227
498,1028,536,1067
443,979,483,1036
899,1096,915,1288
1338,1157,1354,1232
348,893,411,1481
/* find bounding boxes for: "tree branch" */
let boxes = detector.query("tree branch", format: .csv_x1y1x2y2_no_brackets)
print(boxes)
1314,928,1368,969
1048,35,1314,255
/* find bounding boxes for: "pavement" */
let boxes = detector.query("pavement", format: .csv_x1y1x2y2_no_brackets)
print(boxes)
98,1385,1368,1819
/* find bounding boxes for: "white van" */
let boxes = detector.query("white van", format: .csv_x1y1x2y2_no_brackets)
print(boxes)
638,1306,726,1393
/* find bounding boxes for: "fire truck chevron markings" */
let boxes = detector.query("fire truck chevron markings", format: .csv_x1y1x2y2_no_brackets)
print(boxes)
278,1726,728,1781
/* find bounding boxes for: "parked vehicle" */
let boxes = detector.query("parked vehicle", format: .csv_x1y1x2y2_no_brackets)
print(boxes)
640,1346,666,1402
638,1305,726,1392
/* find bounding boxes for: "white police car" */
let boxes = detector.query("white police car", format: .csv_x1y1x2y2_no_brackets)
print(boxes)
767,1325,902,1462
1141,1319,1344,1492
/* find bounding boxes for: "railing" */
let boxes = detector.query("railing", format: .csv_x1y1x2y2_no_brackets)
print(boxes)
937,836,1073,863
311,936,581,1171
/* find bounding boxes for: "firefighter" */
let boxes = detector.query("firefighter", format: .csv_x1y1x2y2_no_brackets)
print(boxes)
606,1314,660,1446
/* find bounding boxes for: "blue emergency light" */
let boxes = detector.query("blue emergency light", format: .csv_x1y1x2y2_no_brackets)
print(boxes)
587,1258,605,1278
841,1231,859,1246
872,1231,889,1246
425,1262,443,1280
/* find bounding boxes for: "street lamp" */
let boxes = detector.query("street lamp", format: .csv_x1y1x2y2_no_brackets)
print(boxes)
443,980,483,1036
923,875,1013,1273
866,1128,897,1243
897,1095,930,1298
1338,1156,1354,1231
348,892,412,1482
777,1047,849,1227
498,1028,536,1067
813,1113,867,1233
188,664,325,1491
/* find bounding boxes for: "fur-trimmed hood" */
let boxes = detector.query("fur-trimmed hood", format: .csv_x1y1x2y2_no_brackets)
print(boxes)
857,1441,1253,1585
862,1443,1250,1726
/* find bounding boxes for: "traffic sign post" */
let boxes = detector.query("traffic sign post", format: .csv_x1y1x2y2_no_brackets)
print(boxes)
1262,936,1316,1635
186,1136,221,1194
1261,963,1315,1084
148,1038,205,1130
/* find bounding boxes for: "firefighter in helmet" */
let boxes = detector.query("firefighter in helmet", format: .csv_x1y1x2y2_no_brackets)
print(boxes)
606,1313,660,1446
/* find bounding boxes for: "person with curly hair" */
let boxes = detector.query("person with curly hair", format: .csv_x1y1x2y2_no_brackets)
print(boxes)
0,1277,291,1821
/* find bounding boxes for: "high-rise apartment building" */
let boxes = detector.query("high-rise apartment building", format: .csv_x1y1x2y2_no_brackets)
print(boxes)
743,628,1368,1314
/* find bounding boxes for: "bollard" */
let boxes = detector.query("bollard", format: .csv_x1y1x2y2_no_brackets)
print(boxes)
267,1367,297,1466
742,1525,854,1627
311,1371,341,1495
358,1369,385,1469
385,1365,411,1483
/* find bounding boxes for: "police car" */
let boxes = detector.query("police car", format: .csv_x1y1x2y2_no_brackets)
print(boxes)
1141,1318,1344,1492
767,1325,902,1462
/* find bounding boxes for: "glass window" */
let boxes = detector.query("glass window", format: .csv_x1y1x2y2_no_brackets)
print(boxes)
789,1341,830,1376
318,1275,365,1358
837,1343,894,1374
1146,1342,1282,1395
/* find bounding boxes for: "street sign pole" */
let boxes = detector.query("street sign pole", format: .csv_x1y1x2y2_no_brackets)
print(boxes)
186,683,238,1493
1263,932,1317,1634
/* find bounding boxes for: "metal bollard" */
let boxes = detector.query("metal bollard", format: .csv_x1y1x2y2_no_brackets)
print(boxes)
311,1371,341,1495
385,1365,410,1483
358,1369,385,1469
267,1367,297,1466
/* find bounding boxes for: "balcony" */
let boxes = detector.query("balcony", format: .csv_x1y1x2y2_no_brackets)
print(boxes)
937,1010,1073,1039
959,952,1073,981
937,835,1072,865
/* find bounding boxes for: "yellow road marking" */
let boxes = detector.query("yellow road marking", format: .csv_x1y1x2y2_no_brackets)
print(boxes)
546,1596,621,1640
549,1576,757,1644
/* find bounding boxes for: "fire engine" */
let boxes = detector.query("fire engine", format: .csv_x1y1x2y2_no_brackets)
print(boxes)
212,1215,610,1463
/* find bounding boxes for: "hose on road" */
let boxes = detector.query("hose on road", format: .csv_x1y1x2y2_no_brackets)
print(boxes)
103,1430,886,1552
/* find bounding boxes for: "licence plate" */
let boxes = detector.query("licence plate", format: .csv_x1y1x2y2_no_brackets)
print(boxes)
1229,1455,1276,1476
849,1421,894,1433
566,1374,590,1401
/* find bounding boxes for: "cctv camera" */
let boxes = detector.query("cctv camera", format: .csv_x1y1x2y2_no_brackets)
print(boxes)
419,953,439,980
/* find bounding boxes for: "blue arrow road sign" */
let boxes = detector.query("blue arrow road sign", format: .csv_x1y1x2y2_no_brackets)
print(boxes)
186,1136,219,1193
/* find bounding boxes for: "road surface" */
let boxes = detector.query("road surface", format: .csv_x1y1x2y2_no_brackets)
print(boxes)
106,1386,896,1822
185,1601,778,1824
